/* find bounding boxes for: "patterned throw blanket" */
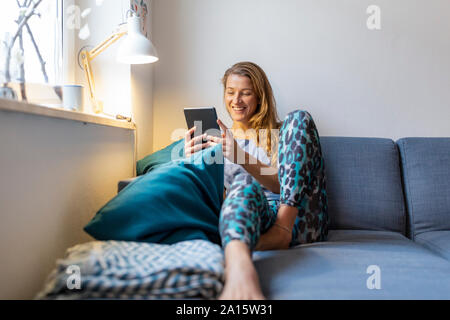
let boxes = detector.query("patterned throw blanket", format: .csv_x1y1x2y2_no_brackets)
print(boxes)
36,240,225,300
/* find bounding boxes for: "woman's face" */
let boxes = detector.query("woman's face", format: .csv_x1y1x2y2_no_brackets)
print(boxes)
225,74,259,128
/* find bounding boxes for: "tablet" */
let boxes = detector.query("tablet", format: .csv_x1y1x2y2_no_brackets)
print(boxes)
184,107,222,138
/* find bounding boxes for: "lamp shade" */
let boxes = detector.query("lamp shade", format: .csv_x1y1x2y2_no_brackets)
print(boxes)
117,14,159,64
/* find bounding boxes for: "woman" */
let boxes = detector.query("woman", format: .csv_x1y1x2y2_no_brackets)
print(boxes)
184,62,329,300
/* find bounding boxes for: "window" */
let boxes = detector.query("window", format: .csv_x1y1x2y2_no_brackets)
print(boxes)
0,0,63,85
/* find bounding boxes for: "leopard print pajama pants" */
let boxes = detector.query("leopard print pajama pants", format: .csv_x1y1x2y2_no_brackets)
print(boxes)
219,110,329,251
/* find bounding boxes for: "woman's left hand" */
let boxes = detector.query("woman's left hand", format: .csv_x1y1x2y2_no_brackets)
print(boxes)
207,119,244,164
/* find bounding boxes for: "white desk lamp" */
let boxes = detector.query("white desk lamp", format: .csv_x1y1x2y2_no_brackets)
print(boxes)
79,12,158,117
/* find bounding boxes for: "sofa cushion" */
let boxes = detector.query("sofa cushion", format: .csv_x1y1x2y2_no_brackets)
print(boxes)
320,137,406,233
397,138,450,239
253,230,450,299
415,231,450,261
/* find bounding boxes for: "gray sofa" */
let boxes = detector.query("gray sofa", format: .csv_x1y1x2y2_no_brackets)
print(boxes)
119,137,450,299
253,137,450,299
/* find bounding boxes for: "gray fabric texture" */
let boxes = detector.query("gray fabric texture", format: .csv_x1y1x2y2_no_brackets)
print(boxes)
320,137,406,233
253,230,450,299
36,240,224,300
415,231,450,261
397,138,450,239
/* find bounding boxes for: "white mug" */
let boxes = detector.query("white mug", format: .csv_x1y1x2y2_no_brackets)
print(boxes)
63,85,84,112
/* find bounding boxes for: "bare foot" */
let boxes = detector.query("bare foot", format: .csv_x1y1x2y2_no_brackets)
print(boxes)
218,241,266,300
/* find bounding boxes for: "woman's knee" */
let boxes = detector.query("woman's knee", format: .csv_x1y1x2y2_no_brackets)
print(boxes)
281,110,317,135
283,110,313,128
221,173,263,217
279,110,320,155
278,110,325,200
228,172,264,197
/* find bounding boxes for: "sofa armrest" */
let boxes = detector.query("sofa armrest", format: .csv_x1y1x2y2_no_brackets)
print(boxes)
118,177,139,193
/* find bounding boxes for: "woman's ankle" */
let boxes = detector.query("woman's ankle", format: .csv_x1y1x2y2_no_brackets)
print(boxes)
224,240,252,265
276,204,298,230
255,224,291,251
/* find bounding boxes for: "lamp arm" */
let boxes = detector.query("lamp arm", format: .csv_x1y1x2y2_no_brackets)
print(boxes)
89,30,127,60
80,30,127,114
80,50,102,113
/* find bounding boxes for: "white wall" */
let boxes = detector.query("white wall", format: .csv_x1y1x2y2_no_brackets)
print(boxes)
151,0,450,151
0,110,135,299
0,0,155,299
74,0,132,117
72,0,154,158
131,0,155,159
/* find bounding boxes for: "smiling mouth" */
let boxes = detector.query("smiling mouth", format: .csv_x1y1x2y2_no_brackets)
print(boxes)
232,106,246,111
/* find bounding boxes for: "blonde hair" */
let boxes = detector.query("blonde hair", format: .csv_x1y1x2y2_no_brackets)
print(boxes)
222,61,282,166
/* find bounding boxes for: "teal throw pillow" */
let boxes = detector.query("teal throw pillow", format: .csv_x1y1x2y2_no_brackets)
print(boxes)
136,139,185,176
84,144,224,245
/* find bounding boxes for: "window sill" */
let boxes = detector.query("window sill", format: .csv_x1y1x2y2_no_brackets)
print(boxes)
0,98,136,130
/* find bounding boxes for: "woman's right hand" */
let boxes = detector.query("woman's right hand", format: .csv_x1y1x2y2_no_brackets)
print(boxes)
184,126,210,158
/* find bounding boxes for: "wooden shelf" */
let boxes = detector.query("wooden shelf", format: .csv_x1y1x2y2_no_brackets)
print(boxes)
0,98,136,130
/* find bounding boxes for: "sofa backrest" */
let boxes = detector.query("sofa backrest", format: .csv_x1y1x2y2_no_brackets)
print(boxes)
320,137,406,234
397,138,450,239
